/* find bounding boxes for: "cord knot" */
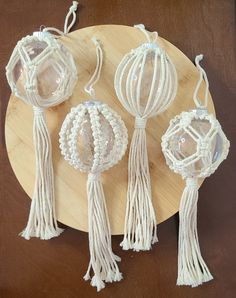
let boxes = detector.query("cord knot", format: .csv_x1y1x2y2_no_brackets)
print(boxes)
199,140,211,155
186,178,198,188
33,106,44,116
70,1,78,12
88,172,101,182
135,117,147,129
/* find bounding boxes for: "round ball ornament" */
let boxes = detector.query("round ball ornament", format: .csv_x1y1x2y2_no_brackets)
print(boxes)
59,39,128,291
5,2,78,240
161,55,230,287
114,24,178,251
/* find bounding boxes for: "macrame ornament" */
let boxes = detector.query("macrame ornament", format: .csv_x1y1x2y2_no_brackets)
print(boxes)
161,55,230,287
59,38,128,291
114,24,178,251
5,1,78,240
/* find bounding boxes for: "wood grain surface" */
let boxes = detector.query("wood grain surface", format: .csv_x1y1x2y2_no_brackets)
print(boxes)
0,1,235,297
5,24,215,235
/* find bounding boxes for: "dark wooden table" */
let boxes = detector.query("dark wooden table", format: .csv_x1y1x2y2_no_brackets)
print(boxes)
0,1,235,297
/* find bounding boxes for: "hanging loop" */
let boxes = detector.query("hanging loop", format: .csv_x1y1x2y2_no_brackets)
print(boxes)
193,54,209,109
64,1,79,34
84,38,103,98
134,24,158,44
42,1,79,37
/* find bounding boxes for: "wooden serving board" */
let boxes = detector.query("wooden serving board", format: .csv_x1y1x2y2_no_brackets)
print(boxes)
5,25,215,235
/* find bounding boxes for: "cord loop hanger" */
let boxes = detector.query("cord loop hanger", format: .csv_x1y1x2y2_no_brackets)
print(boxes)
42,1,79,37
193,54,209,109
84,38,103,98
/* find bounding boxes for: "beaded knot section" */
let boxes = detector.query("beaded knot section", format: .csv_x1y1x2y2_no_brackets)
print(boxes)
59,101,128,174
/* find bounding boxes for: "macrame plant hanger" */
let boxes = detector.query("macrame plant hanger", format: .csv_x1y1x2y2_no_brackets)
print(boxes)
114,24,178,251
59,38,128,291
5,1,79,240
161,54,230,287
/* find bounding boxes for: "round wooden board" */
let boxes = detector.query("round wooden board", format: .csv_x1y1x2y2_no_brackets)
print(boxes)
5,25,215,235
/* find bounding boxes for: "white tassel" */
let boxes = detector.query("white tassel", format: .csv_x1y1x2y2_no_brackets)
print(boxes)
84,173,122,292
121,118,158,251
177,177,213,287
20,107,63,240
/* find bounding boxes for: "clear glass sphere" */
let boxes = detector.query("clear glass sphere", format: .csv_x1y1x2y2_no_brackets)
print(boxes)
168,118,223,175
12,38,62,101
13,59,27,98
118,45,176,115
132,50,161,112
77,111,115,169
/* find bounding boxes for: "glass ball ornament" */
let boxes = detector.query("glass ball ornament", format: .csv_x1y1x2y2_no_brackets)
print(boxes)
59,100,128,174
6,31,77,108
161,108,230,179
114,25,178,252
114,41,178,118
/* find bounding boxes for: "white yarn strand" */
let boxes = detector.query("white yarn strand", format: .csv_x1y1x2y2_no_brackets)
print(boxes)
177,178,213,286
20,107,63,240
121,117,158,251
84,174,122,291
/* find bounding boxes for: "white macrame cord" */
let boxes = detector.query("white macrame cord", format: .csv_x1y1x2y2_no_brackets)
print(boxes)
177,177,213,286
21,107,63,239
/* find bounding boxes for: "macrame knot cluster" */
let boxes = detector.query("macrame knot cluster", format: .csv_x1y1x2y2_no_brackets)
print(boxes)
199,140,211,155
70,1,78,12
88,172,101,182
135,117,147,129
33,106,44,116
186,178,198,188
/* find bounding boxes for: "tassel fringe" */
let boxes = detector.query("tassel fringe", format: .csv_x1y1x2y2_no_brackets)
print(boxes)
121,123,158,251
20,107,63,240
84,173,122,291
177,177,213,287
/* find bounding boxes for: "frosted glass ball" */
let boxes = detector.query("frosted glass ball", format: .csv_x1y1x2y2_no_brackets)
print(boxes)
162,110,230,178
6,32,77,108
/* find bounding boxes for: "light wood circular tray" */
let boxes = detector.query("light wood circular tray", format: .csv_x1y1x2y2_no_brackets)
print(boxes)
5,25,215,235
